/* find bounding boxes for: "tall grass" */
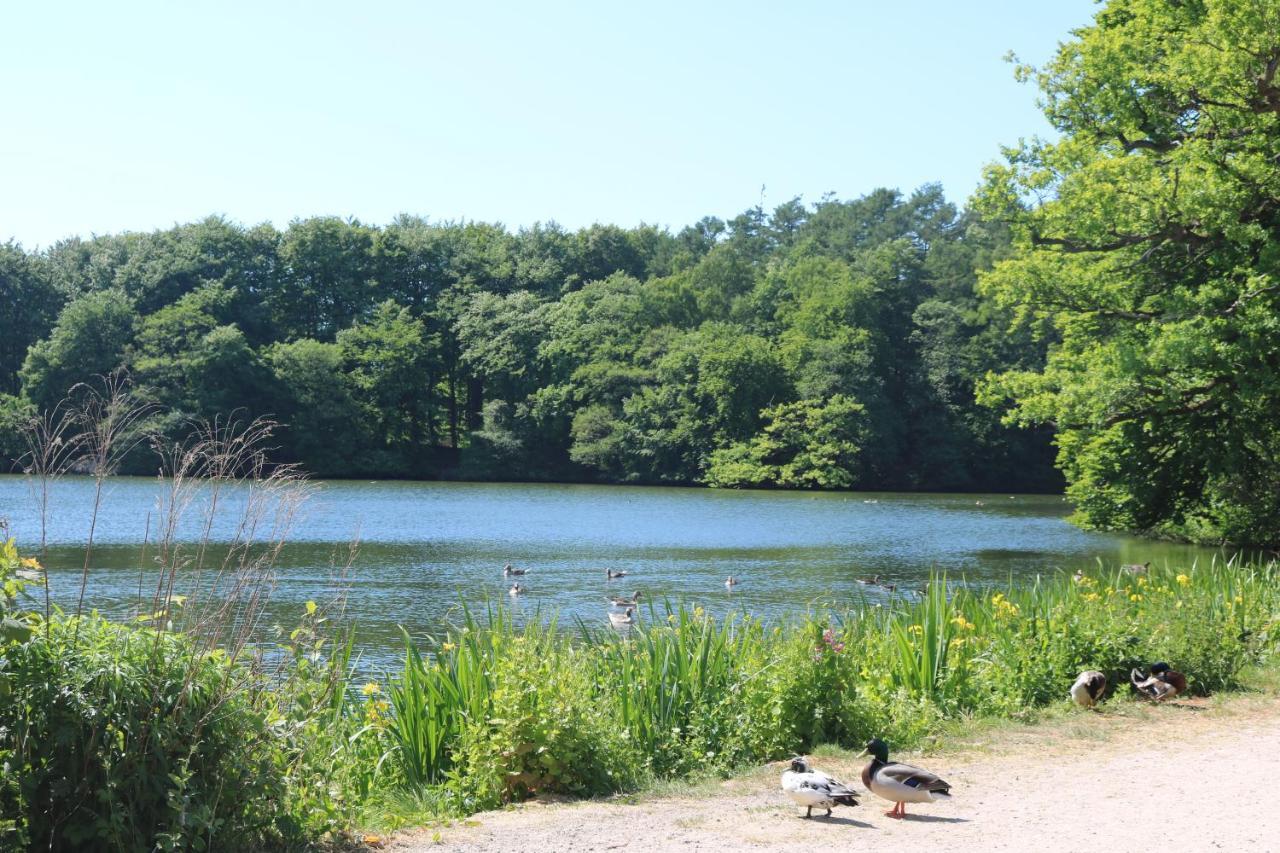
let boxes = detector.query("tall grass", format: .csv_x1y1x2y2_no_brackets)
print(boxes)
343,557,1280,823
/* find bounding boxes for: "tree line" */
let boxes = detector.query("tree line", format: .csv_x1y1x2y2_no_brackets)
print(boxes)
0,186,1059,492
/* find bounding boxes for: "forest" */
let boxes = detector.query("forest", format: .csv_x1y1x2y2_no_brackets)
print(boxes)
3,0,1279,545
0,187,1060,493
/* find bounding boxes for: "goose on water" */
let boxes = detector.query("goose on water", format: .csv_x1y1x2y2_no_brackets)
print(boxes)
606,568,628,580
608,606,636,626
508,583,526,597
608,591,642,606
780,757,859,818
503,563,528,577
1122,561,1151,575
861,738,952,819
1070,670,1107,709
1131,662,1186,701
856,575,881,586
725,576,740,589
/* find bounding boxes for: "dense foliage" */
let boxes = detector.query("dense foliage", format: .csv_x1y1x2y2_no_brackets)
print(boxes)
0,190,1059,492
977,0,1280,543
6,541,1280,844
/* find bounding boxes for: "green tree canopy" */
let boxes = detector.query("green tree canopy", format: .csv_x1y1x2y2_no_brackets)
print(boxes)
977,0,1280,543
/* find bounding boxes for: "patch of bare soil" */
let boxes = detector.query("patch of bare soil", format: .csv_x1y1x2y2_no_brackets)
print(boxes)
391,694,1280,852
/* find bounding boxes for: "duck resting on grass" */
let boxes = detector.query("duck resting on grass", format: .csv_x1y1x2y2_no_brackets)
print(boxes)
861,738,952,819
1070,670,1107,709
1132,662,1187,701
780,757,859,818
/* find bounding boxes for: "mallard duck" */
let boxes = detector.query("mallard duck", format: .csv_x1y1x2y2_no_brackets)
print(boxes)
608,591,642,606
1122,561,1151,575
1131,662,1186,701
1070,670,1107,708
608,606,636,626
860,738,951,819
508,583,526,596
503,563,528,577
780,757,859,818
857,574,882,586
725,576,739,589
606,568,628,580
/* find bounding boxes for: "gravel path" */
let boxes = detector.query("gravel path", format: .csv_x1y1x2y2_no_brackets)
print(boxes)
391,695,1280,852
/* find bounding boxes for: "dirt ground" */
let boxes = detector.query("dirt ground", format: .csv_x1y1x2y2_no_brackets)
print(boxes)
391,693,1280,852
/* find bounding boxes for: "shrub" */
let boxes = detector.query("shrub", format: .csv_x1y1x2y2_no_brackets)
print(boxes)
0,615,292,851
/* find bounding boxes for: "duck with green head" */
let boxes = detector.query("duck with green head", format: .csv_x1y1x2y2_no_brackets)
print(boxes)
860,738,952,819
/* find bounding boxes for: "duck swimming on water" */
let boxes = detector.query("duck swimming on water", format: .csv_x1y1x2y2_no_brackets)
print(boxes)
606,568,628,580
503,564,528,577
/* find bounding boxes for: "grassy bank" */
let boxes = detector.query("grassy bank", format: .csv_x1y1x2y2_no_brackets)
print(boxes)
3,544,1279,848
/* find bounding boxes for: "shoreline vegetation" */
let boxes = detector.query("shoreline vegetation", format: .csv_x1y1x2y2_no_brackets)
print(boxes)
3,524,1278,848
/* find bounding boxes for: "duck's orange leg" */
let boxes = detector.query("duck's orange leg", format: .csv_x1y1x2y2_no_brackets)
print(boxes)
885,802,905,819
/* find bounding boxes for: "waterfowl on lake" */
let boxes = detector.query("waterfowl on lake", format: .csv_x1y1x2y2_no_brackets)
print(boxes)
1070,670,1107,708
974,500,985,506
781,757,859,818
503,563,528,577
861,738,951,819
608,606,636,626
1131,662,1186,701
1122,561,1151,574
725,576,739,589
606,568,628,580
508,583,526,596
608,591,642,606
857,575,882,586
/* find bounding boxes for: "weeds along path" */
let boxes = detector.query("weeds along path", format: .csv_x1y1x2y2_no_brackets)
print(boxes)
393,693,1280,853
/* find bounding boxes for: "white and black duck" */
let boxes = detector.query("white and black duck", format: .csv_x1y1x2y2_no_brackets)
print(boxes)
780,757,859,818
1070,670,1107,708
861,738,951,819
503,563,528,577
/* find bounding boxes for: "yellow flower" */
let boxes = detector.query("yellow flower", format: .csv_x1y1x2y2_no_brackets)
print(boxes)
1176,574,1191,586
1130,594,1143,602
907,624,923,635
1234,595,1243,605
361,681,380,696
441,641,457,653
1136,576,1147,587
20,557,42,570
949,615,974,631
1083,592,1101,602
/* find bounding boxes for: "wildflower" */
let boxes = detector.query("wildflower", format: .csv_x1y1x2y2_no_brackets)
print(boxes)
1130,594,1143,602
19,557,42,570
1176,574,1191,587
441,641,457,653
1137,576,1147,587
361,681,380,696
693,606,705,619
950,615,974,631
1234,595,1244,605
1083,592,1101,602
907,624,923,635
949,637,966,650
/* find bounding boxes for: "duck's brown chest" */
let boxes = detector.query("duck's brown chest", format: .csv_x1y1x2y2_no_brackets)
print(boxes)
861,761,877,789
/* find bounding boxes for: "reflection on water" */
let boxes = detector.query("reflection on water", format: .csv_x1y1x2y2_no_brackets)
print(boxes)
0,475,1238,670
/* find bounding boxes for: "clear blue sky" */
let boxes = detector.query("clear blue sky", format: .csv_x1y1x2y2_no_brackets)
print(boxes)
1,1,1097,248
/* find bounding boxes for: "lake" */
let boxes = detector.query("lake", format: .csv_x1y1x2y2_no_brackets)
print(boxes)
0,475,1231,669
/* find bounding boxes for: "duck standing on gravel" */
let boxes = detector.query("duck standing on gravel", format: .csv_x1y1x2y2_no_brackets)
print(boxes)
860,738,952,819
1070,670,1107,709
1132,662,1187,701
781,757,860,818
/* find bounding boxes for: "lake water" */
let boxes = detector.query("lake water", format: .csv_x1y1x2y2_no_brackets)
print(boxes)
0,475,1232,669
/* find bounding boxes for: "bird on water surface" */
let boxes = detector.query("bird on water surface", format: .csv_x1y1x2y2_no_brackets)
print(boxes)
725,576,739,589
606,568,628,580
780,757,859,819
861,738,952,819
503,563,528,577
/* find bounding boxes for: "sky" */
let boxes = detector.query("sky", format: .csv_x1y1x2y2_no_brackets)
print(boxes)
0,1,1098,249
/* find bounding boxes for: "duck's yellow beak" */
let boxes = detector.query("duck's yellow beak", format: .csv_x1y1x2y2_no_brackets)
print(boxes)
857,747,870,757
